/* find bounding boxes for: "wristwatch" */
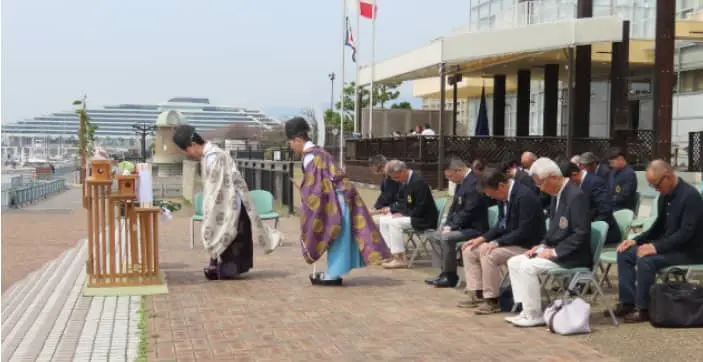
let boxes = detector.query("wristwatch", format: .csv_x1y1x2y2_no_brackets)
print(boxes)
489,241,499,247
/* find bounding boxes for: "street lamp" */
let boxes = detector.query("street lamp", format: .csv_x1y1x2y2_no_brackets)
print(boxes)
328,72,336,112
132,122,155,162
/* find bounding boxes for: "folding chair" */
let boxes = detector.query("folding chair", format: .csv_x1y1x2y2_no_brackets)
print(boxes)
189,192,204,248
597,209,634,288
406,197,449,268
598,214,655,288
539,221,619,326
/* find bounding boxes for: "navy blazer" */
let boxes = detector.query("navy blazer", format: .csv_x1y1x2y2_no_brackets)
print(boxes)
392,171,438,231
374,177,401,209
635,179,703,259
445,171,489,236
483,181,545,249
608,165,638,212
544,182,593,269
595,163,611,181
581,173,621,244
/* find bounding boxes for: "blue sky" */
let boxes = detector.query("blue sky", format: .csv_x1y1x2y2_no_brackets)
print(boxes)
2,0,470,122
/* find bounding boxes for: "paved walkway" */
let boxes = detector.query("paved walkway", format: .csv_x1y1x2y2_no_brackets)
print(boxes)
147,215,615,362
1,189,141,362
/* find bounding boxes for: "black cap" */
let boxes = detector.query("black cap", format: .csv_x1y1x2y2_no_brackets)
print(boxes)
172,124,196,150
284,117,311,140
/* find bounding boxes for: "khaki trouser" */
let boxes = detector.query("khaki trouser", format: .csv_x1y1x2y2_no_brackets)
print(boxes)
462,244,526,298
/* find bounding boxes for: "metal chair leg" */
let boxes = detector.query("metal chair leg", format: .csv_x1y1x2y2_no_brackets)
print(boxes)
190,220,195,249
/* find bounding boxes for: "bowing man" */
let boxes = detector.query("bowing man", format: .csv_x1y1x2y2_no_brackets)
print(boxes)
378,160,438,269
458,168,545,314
172,125,279,280
285,117,391,286
425,157,489,288
561,161,621,245
606,148,638,212
611,160,703,323
505,158,592,327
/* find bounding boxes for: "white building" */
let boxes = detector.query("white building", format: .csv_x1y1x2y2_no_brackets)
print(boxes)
412,0,703,149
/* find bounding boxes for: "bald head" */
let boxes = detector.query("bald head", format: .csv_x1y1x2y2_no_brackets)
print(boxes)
648,159,674,178
521,152,538,169
646,159,677,194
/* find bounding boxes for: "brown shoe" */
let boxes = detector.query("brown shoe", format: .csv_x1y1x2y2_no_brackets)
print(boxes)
457,294,483,309
604,303,635,318
474,299,501,315
623,309,649,323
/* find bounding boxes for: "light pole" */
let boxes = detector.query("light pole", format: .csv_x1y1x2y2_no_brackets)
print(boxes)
132,122,155,162
328,72,336,112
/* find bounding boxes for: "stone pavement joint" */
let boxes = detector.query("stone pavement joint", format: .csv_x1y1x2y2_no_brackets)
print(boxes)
1,240,141,362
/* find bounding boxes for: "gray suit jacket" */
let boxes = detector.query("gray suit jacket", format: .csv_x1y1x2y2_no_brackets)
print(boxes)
544,182,593,268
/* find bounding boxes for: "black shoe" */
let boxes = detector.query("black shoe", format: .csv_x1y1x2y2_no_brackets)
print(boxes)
203,267,218,280
309,272,343,286
433,274,459,288
623,309,649,323
605,303,635,318
425,275,442,285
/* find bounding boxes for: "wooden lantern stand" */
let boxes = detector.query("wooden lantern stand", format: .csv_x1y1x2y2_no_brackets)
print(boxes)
84,160,167,292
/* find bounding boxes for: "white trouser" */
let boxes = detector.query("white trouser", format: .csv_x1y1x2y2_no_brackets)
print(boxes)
378,215,412,254
507,254,559,317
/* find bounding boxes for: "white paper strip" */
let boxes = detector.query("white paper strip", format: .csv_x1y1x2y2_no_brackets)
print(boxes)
137,163,153,208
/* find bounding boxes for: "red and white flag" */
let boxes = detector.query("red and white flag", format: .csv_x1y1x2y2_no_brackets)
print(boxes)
359,0,377,20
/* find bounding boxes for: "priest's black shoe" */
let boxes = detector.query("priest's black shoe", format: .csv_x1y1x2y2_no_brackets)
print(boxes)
433,273,459,288
309,272,343,286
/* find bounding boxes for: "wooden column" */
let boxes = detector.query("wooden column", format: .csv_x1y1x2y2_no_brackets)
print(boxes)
653,0,675,161
516,69,531,137
543,64,559,137
573,0,593,138
610,21,631,134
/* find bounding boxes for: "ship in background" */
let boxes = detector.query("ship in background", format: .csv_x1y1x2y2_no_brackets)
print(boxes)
1,97,281,161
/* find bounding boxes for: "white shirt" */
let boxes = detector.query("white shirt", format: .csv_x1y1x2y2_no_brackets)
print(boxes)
202,142,217,171
505,179,515,215
302,141,315,168
421,129,436,136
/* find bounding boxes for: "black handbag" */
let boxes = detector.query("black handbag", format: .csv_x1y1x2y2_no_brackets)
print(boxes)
649,268,703,328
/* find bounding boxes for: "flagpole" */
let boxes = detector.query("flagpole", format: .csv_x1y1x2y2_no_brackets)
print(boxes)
339,0,346,166
368,0,376,138
353,1,360,134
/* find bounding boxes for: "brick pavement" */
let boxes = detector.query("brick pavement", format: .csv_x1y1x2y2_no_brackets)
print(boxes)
2,188,85,292
146,212,616,362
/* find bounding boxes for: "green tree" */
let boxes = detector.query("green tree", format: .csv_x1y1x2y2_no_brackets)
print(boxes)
391,101,412,109
324,81,403,131
72,97,98,156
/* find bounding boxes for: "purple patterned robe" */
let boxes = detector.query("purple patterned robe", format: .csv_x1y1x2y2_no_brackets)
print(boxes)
299,147,391,264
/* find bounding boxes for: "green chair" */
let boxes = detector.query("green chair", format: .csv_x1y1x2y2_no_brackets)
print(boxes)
455,205,499,253
597,209,635,287
249,190,280,228
630,195,659,230
190,192,204,248
407,196,449,268
539,221,619,326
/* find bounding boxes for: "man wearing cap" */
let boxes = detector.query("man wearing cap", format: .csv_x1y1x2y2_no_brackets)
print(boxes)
579,152,611,181
172,124,281,280
605,148,638,212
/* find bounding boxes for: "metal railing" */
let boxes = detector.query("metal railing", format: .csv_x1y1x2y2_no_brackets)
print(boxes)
2,178,67,209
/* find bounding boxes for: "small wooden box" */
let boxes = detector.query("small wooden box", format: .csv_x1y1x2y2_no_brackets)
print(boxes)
117,175,137,196
90,160,113,181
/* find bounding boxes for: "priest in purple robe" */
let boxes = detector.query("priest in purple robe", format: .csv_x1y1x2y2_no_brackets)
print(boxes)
285,117,391,286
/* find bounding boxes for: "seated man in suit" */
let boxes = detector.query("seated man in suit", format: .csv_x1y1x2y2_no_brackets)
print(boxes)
378,160,438,269
505,157,592,327
425,157,489,288
606,148,638,212
579,152,610,181
458,168,545,314
611,160,703,323
367,154,401,215
561,161,621,245
507,157,552,214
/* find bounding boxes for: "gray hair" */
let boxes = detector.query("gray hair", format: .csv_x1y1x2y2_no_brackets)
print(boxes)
385,160,407,174
445,156,467,170
529,157,563,179
369,154,388,167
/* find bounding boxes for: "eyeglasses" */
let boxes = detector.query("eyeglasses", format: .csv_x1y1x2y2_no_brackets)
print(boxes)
649,174,668,190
